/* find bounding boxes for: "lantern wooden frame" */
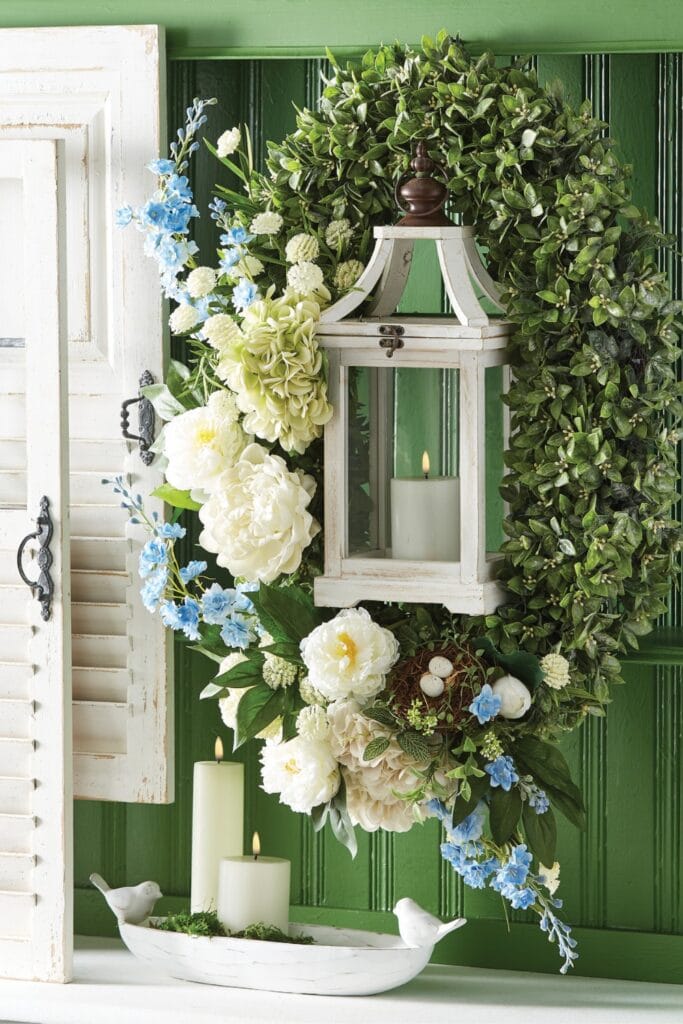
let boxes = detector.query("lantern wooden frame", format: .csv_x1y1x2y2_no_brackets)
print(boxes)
313,224,511,615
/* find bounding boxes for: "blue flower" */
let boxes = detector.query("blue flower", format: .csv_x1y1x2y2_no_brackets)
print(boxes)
139,538,168,578
147,158,176,175
156,522,186,540
179,560,207,584
160,597,201,641
161,201,195,235
450,803,486,844
528,786,550,815
233,580,258,614
468,683,502,725
140,566,168,612
485,754,519,791
166,173,193,200
492,845,533,892
232,279,258,312
139,200,170,230
219,248,241,273
201,583,236,625
461,857,500,890
209,197,227,220
221,226,253,246
115,204,134,228
220,613,254,650
507,886,537,910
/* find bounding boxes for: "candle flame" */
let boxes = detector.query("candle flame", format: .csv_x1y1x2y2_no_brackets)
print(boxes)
214,736,224,762
422,450,430,477
252,831,261,859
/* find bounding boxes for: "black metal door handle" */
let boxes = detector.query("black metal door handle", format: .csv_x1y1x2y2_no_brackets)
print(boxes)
121,370,155,466
16,496,54,621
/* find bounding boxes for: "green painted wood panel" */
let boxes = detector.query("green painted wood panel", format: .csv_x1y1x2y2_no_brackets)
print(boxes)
70,52,683,984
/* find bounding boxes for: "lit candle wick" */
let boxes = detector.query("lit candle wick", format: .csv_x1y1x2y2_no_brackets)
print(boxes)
214,736,224,764
252,831,261,862
422,450,430,480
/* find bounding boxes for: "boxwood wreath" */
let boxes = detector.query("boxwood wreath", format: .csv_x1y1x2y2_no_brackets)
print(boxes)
114,32,682,972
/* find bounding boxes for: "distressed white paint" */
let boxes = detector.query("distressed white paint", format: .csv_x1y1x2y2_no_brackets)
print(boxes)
314,225,511,615
0,139,72,982
0,25,173,803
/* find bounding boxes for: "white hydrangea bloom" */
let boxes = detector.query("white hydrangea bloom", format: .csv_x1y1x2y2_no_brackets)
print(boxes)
540,652,571,690
163,390,250,496
250,211,283,235
325,218,353,249
260,736,340,813
198,443,319,583
169,302,202,335
263,654,298,690
287,261,325,296
334,259,365,291
296,705,330,741
217,127,241,157
300,608,399,705
299,677,326,706
285,232,319,263
203,313,243,353
186,266,217,298
343,768,420,833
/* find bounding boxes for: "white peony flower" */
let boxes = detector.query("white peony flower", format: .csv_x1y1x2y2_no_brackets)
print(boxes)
325,218,353,249
287,261,325,296
164,390,250,496
300,608,399,704
186,266,217,298
169,302,202,335
217,127,241,157
250,211,283,235
334,259,365,291
260,736,340,813
285,232,319,263
540,652,571,690
198,443,319,583
296,705,330,741
263,654,298,690
203,313,242,353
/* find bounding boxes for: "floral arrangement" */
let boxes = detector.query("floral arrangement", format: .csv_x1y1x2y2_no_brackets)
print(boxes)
114,34,682,974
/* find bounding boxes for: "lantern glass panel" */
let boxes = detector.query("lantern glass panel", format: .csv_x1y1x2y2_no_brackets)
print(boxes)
346,362,506,564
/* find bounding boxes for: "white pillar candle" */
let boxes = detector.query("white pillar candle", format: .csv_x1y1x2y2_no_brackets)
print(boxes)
217,832,291,933
390,452,460,561
191,738,244,913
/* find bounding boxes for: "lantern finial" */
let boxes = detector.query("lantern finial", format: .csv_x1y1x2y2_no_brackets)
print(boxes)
395,142,453,227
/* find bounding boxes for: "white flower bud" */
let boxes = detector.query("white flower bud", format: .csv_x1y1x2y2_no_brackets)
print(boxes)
491,674,532,719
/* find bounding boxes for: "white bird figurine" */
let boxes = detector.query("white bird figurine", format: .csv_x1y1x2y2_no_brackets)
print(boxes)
393,897,466,949
90,872,162,926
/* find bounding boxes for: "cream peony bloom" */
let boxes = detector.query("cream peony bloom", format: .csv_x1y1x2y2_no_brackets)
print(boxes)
285,232,319,263
287,261,325,296
217,127,241,157
169,302,201,335
325,218,353,249
260,736,340,813
198,443,319,583
300,609,399,705
215,288,332,454
163,390,250,496
186,266,217,298
203,313,242,353
334,259,365,291
540,652,571,690
250,211,283,235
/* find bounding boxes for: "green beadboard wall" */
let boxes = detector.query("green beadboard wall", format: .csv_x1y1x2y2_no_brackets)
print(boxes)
71,49,683,984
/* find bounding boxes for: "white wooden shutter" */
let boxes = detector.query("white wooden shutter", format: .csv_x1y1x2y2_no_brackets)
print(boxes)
0,25,173,803
0,139,72,982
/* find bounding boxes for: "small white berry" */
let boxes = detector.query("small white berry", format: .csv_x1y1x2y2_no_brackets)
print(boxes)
419,673,445,698
428,656,453,679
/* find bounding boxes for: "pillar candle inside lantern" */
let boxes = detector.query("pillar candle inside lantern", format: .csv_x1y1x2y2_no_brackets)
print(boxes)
390,451,460,561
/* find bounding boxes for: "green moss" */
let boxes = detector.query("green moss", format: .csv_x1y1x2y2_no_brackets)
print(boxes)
151,911,314,944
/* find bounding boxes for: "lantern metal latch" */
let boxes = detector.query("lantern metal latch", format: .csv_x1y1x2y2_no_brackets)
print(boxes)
121,370,156,466
16,496,54,621
378,324,405,358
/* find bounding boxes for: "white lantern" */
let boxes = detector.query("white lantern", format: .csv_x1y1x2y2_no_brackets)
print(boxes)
313,145,511,615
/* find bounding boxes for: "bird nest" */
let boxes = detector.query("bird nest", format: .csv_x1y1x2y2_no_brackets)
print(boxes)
387,642,483,734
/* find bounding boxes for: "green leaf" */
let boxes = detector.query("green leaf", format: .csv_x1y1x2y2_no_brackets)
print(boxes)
489,785,523,844
249,583,327,645
151,484,201,511
544,784,587,830
141,383,187,419
213,650,265,689
451,772,490,828
396,731,430,762
199,681,228,700
234,684,284,748
363,736,390,761
363,706,399,729
472,636,543,688
522,803,557,864
514,737,585,815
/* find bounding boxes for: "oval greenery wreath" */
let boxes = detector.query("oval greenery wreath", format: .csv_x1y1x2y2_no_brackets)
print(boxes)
117,31,682,971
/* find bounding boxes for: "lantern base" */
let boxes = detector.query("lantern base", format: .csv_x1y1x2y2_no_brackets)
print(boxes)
313,574,506,616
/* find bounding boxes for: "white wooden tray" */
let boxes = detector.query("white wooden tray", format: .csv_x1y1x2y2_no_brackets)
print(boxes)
118,918,436,996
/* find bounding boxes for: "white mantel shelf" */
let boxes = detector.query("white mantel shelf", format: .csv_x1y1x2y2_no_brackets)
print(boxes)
0,937,681,1024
